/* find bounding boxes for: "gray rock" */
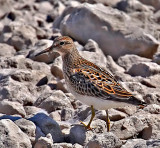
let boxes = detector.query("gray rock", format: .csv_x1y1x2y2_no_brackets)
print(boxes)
24,106,44,117
116,108,160,140
67,119,107,145
108,108,127,121
87,118,107,133
116,0,154,12
0,0,13,18
121,139,146,148
51,57,64,80
0,55,51,72
49,110,61,121
34,90,73,113
54,3,158,59
0,69,37,105
80,50,107,70
68,125,86,145
143,104,160,114
117,54,151,71
28,113,64,142
85,132,122,148
147,139,160,148
73,143,83,148
74,41,84,51
58,121,71,135
15,118,36,144
1,22,37,51
105,55,125,74
36,1,53,14
35,126,46,140
84,0,121,7
52,143,73,148
143,93,160,105
0,119,32,148
115,106,137,116
81,39,107,69
55,79,69,93
34,134,53,148
153,52,160,64
127,78,159,99
111,116,148,140
75,105,92,121
52,142,83,148
127,62,160,77
139,0,160,11
0,100,26,117
0,43,16,57
61,107,74,121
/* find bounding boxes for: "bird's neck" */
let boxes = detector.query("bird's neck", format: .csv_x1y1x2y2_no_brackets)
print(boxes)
62,49,82,69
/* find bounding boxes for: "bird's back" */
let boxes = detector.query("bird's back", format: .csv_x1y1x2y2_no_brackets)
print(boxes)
62,54,145,107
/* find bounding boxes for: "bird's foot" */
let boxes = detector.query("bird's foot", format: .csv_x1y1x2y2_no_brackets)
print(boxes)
80,120,92,130
106,110,110,132
138,104,145,109
106,117,110,132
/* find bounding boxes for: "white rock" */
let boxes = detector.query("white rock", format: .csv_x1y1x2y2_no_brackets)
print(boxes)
0,119,32,148
34,134,53,148
118,54,151,71
35,90,73,113
127,62,160,77
0,100,26,117
0,43,16,57
86,132,122,148
15,118,36,144
54,3,158,59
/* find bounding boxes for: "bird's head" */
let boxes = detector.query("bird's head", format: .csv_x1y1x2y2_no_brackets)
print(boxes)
36,36,75,57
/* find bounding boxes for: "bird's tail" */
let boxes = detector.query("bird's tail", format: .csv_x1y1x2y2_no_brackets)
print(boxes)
128,96,147,108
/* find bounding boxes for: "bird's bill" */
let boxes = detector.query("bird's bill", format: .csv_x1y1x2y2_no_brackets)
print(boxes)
35,46,52,57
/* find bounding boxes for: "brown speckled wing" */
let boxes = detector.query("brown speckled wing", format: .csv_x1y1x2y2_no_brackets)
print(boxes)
69,61,133,102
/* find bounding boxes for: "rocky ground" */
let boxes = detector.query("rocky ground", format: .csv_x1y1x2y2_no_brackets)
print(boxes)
0,0,160,148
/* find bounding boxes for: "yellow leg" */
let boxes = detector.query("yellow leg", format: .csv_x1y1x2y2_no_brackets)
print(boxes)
80,105,95,130
106,110,110,132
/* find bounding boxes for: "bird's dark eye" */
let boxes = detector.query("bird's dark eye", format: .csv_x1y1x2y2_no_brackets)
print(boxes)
59,41,65,45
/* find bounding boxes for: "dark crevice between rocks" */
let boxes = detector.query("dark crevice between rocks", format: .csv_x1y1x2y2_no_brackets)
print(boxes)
37,20,44,27
6,60,18,68
7,12,16,21
18,5,31,11
36,76,48,86
23,102,33,106
11,74,32,82
140,80,156,88
121,125,127,131
71,100,77,110
47,83,57,90
46,14,54,23
11,75,21,81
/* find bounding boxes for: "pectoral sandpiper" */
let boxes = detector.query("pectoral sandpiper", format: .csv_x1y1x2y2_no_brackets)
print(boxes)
36,36,146,131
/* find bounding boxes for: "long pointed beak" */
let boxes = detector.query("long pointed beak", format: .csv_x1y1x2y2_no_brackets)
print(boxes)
35,45,52,57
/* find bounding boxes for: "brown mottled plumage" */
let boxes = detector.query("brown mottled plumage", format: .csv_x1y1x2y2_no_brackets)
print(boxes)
36,36,146,131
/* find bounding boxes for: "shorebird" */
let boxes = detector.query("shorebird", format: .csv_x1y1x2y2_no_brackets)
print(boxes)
36,36,146,131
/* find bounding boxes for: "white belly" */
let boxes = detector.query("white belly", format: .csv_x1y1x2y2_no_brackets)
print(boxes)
74,92,128,110
66,81,129,110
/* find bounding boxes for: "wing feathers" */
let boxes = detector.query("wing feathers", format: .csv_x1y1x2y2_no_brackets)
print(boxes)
71,64,133,99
